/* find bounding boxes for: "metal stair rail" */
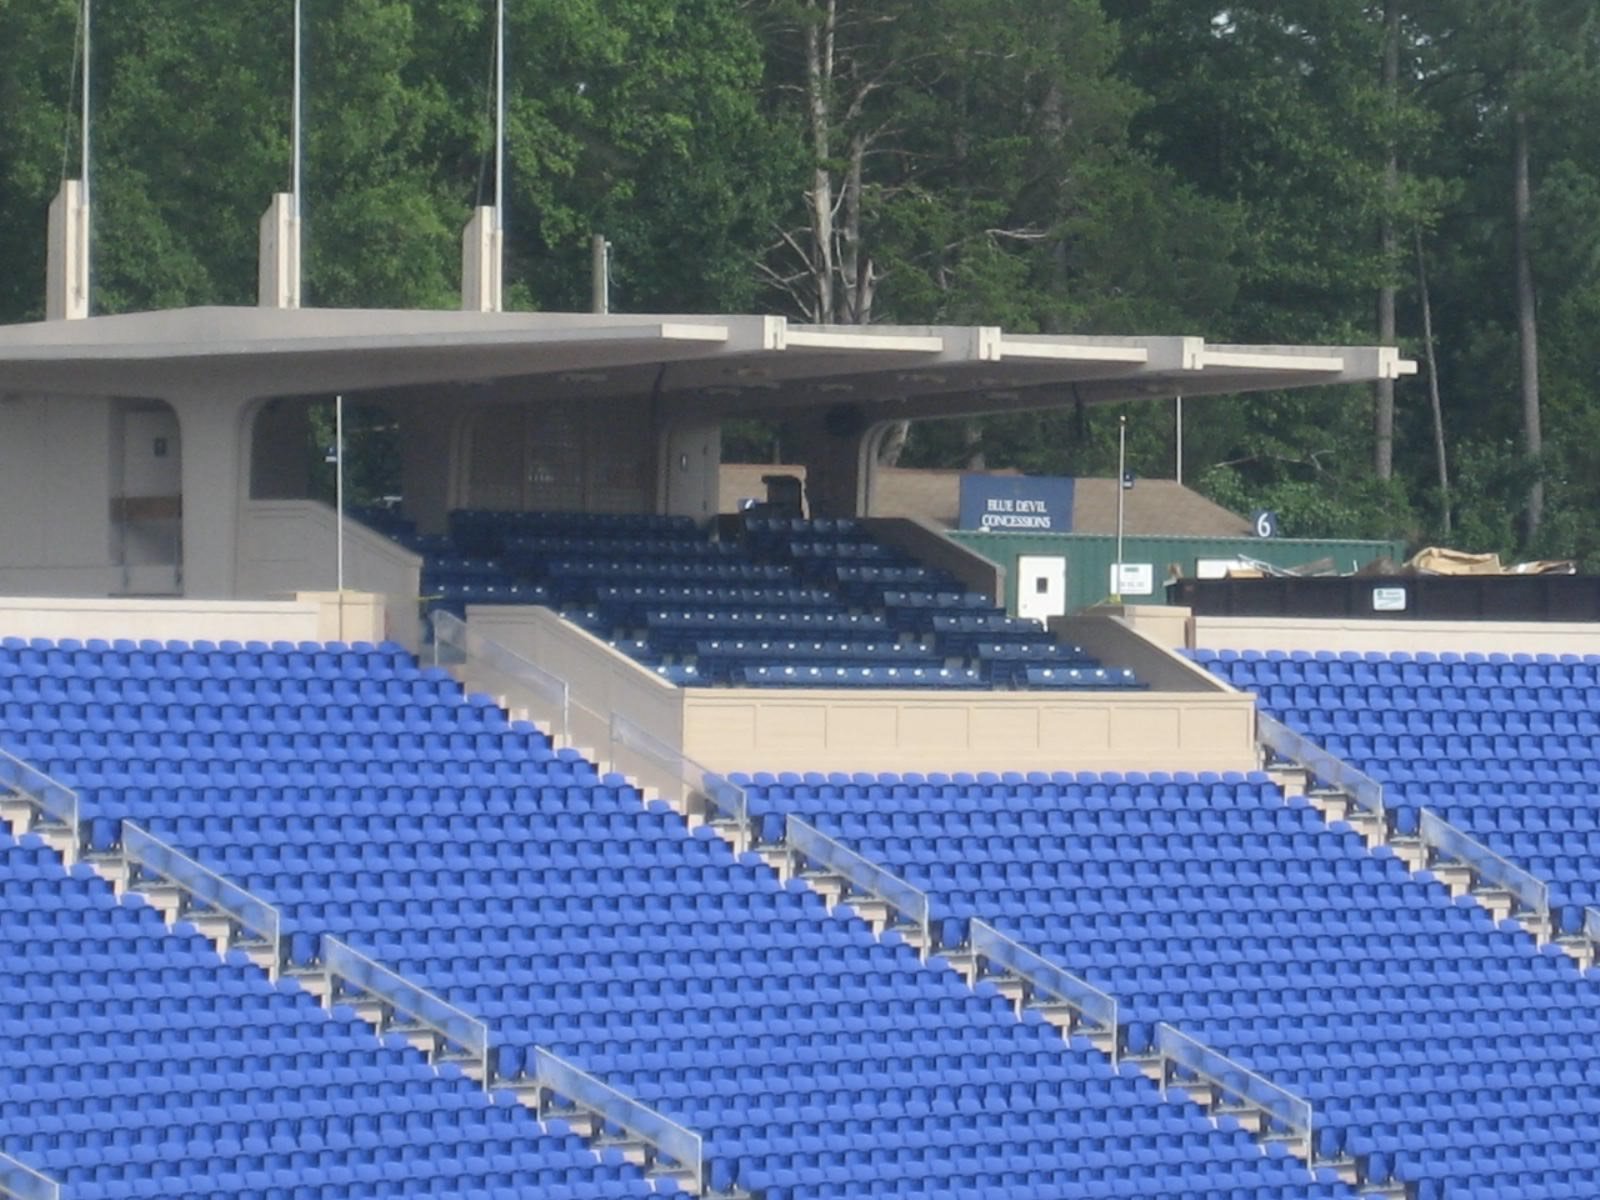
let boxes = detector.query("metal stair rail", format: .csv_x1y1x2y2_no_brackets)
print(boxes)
432,610,571,743
967,920,1121,1063
1261,711,1587,953
322,935,491,1088
1154,1023,1314,1164
532,1047,704,1193
1417,809,1550,929
122,821,285,980
432,611,754,848
785,814,933,957
0,1153,58,1200
0,747,82,865
1258,713,1386,829
610,713,751,847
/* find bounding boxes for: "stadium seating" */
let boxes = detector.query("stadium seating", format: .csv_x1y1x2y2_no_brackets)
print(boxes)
1193,648,1600,931
0,638,1340,1200
734,768,1600,1200
0,832,678,1200
358,509,1140,690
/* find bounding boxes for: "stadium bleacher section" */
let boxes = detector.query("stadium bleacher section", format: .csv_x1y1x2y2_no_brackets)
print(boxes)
0,832,675,1200
0,637,1335,1200
735,768,1600,1200
1194,648,1600,935
353,507,1139,691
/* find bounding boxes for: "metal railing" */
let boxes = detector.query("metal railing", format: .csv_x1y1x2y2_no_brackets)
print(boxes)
533,1047,703,1192
323,936,491,1088
610,712,751,840
968,920,1120,1062
1155,1023,1313,1162
432,610,570,743
0,747,81,859
0,1152,58,1200
1418,808,1550,920
786,815,933,956
1257,712,1386,828
122,821,284,979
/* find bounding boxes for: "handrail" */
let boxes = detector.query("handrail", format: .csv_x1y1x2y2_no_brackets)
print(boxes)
0,1153,57,1200
1418,809,1550,918
786,815,933,956
431,610,570,743
968,920,1120,1062
0,747,81,860
122,821,284,979
1257,712,1386,827
323,936,491,1089
610,712,751,838
1155,1023,1313,1162
533,1047,703,1192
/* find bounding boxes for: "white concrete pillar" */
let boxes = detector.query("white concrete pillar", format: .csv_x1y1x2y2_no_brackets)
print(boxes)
46,181,90,321
168,393,253,598
461,206,503,313
259,193,302,309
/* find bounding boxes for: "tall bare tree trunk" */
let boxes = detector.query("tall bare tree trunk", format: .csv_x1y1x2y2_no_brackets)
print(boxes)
840,132,875,324
1512,105,1543,542
1415,229,1451,535
803,0,837,323
1374,0,1400,480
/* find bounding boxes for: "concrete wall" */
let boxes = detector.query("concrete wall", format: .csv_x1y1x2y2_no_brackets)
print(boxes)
1194,615,1600,656
235,500,422,649
680,687,1258,775
0,394,119,595
0,596,332,644
864,516,1005,606
464,604,684,762
1051,612,1227,693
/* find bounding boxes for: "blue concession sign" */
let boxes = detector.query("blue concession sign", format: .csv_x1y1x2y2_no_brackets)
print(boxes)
958,474,1076,532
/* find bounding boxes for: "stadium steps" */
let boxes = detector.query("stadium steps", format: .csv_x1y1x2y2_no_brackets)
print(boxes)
0,796,727,1200
1263,753,1595,970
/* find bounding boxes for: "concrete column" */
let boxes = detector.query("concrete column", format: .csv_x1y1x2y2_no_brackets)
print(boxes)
258,193,303,309
46,181,90,321
782,405,875,519
250,397,312,499
397,399,465,534
168,392,253,598
462,206,503,313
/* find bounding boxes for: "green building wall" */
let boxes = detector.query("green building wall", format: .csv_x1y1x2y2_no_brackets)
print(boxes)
948,531,1406,614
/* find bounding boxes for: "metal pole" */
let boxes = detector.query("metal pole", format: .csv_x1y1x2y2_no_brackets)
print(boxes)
81,0,92,313
1175,394,1183,485
495,0,505,233
1114,414,1127,602
335,394,345,638
591,234,609,314
292,0,302,216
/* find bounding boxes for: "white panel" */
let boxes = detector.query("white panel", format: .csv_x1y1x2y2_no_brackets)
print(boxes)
1017,555,1067,621
122,409,182,496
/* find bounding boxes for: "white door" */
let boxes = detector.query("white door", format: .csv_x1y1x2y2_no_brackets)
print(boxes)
1017,555,1068,621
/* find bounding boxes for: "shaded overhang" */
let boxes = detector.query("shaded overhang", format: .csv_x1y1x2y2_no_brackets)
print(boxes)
0,306,1416,417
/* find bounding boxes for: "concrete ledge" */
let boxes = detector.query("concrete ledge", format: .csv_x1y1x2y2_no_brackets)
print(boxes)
464,605,1260,777
864,516,1005,606
465,604,683,761
1194,615,1600,656
1052,612,1224,694
0,595,332,643
682,686,1257,775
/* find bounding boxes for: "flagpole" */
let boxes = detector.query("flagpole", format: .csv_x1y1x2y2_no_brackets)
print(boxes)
81,0,92,313
293,0,304,296
495,0,505,234
1114,414,1127,603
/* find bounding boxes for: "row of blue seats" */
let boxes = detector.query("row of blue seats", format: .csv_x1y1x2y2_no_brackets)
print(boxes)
737,768,1600,1198
0,639,1330,1200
